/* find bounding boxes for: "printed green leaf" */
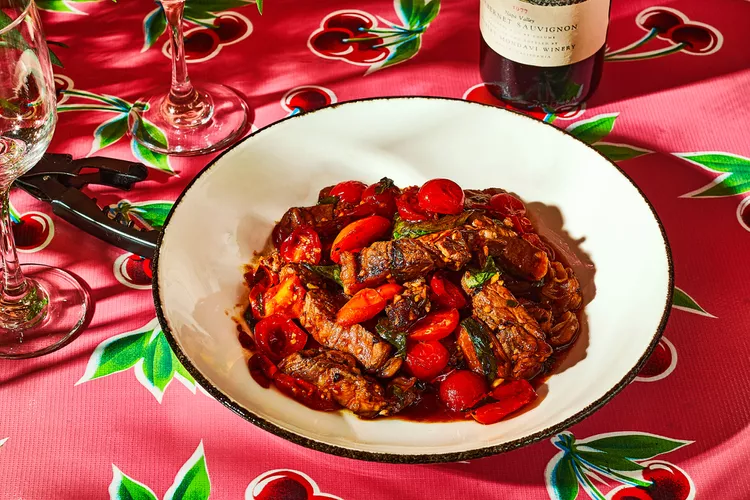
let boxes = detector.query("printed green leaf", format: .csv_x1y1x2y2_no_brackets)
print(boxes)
0,11,27,48
396,0,419,27
142,6,167,51
673,286,715,317
550,454,579,500
174,352,196,385
675,152,750,198
91,114,128,154
594,142,651,162
184,0,253,21
418,0,440,26
576,450,644,472
130,202,174,229
582,434,691,460
130,118,173,173
256,0,263,14
375,35,421,72
0,437,8,448
37,1,81,13
142,332,176,394
48,47,63,68
109,466,159,500
566,113,618,144
78,330,150,382
164,442,211,500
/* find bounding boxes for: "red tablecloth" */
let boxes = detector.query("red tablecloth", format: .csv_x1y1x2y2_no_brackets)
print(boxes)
3,0,750,498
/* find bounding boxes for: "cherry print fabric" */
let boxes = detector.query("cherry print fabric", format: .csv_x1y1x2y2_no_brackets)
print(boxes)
1,0,749,499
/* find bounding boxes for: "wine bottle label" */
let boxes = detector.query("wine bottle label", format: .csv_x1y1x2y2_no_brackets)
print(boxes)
480,0,610,67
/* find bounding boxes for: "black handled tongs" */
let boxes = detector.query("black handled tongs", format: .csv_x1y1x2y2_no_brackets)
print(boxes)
15,153,159,259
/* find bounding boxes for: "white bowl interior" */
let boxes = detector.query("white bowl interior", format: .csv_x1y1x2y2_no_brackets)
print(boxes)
156,98,670,458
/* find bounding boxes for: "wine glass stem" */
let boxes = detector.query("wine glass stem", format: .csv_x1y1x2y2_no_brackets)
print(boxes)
0,188,27,298
163,0,194,102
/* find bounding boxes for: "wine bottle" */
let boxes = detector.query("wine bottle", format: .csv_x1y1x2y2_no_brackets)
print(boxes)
479,0,610,112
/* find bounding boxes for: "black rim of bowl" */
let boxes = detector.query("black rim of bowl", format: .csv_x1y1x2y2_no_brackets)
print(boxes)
153,96,674,464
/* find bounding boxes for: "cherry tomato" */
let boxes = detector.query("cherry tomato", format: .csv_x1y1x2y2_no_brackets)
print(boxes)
362,178,399,217
262,275,306,318
405,341,449,381
439,370,488,412
409,308,460,341
330,215,391,264
418,179,465,215
254,314,308,361
471,380,537,424
509,215,534,234
490,193,526,216
330,180,367,204
280,225,322,264
248,354,272,388
248,282,268,320
429,273,467,309
375,283,403,301
272,372,339,411
336,288,387,327
396,186,429,222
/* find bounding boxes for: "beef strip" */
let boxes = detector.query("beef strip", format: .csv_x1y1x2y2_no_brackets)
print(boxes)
385,278,431,330
340,229,472,295
279,349,389,418
299,289,392,371
461,277,552,379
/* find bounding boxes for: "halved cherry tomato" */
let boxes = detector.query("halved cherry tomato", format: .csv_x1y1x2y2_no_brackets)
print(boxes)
262,275,306,318
375,283,404,301
490,193,526,216
362,178,399,217
248,354,272,388
336,288,387,327
439,370,488,412
405,341,449,381
330,215,391,264
429,273,467,310
409,308,460,341
521,233,555,260
396,186,430,222
509,215,534,234
471,380,537,424
280,225,322,264
254,314,308,361
330,180,367,204
418,179,465,215
272,372,339,411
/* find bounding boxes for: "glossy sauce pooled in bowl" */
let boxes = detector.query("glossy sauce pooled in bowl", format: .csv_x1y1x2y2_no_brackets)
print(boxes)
234,177,584,425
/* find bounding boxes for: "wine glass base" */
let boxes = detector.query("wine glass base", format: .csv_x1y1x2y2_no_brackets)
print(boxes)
0,264,90,359
132,83,249,156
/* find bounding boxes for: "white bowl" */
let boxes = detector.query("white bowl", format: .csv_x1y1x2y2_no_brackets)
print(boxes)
154,97,673,463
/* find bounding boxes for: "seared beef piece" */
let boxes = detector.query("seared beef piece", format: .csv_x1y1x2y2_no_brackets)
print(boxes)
340,230,472,295
376,356,403,379
275,204,353,242
299,289,392,371
385,278,431,330
463,188,507,210
464,216,549,282
385,376,421,414
279,349,389,418
462,277,552,379
457,318,512,379
548,311,580,349
318,185,335,203
540,261,583,315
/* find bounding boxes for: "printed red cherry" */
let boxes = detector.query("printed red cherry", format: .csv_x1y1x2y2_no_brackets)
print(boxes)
642,461,692,500
183,29,220,60
739,198,750,232
667,24,719,54
637,8,684,37
285,87,333,114
610,487,653,500
248,470,328,500
212,14,246,43
12,213,51,251
324,11,375,32
310,28,353,56
346,33,388,64
638,338,675,379
53,76,71,103
122,255,153,287
418,179,465,215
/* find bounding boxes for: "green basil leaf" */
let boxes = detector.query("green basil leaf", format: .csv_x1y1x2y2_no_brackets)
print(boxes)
302,264,343,287
374,177,395,194
464,256,499,289
376,319,407,358
461,317,497,381
318,195,338,206
392,211,475,239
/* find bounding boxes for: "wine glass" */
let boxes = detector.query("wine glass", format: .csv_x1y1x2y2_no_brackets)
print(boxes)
0,0,90,358
130,0,249,155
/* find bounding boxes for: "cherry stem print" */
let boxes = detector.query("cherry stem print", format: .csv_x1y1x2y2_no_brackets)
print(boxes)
605,29,659,57
605,43,686,62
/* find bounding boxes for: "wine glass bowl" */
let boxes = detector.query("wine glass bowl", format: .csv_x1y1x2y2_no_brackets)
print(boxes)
130,0,249,156
0,0,90,358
